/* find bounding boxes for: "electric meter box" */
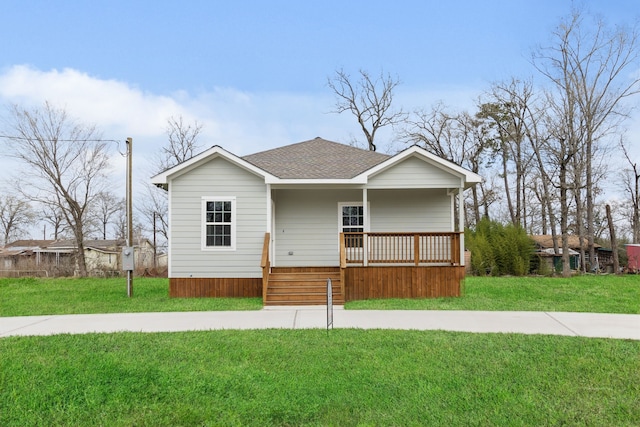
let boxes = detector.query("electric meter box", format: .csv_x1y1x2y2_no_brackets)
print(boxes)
122,247,135,271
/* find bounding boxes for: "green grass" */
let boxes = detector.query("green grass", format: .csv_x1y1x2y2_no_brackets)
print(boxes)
346,275,640,314
1,330,638,426
0,277,262,317
2,275,639,317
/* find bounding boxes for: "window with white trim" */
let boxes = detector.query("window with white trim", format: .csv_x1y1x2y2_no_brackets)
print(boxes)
339,203,365,248
202,197,236,250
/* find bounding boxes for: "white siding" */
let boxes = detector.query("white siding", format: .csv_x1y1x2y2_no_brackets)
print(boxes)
369,189,452,232
273,189,361,266
169,157,267,278
272,188,452,267
368,156,462,188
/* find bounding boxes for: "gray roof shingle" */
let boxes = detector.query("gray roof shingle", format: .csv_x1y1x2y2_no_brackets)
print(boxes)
242,137,391,179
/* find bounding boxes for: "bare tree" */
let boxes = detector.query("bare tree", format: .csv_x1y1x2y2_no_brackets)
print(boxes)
480,79,536,229
113,207,127,241
519,92,562,244
402,103,495,226
0,193,35,245
136,183,168,248
41,204,70,240
89,192,124,240
620,141,640,243
328,68,405,151
532,7,640,271
402,102,467,165
154,115,203,172
2,102,111,276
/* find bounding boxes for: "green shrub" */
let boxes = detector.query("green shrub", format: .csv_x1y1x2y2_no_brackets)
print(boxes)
466,218,535,276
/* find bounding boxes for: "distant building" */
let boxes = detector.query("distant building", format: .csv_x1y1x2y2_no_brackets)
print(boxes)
0,238,157,276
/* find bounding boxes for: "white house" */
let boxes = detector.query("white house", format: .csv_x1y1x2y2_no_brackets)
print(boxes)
152,137,481,305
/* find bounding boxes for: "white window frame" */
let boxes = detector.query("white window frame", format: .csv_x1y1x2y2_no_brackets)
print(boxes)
338,202,367,234
202,196,237,251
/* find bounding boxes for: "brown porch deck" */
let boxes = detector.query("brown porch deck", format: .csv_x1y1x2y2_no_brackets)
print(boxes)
340,232,463,301
260,232,464,305
170,232,465,302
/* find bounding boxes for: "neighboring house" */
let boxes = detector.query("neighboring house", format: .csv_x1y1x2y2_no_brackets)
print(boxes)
0,240,57,271
531,234,610,272
535,247,581,272
1,238,157,276
44,239,156,273
152,137,482,305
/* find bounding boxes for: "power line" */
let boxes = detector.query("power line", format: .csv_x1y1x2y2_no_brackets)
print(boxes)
0,135,127,156
0,134,121,143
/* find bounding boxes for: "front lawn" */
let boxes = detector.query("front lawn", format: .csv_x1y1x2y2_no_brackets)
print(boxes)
1,274,639,317
1,329,638,426
0,277,262,317
346,275,640,314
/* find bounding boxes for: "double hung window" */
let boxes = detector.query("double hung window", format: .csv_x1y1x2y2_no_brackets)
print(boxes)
202,197,236,250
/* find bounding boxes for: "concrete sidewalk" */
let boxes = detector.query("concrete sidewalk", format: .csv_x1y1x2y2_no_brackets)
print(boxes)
2,307,639,340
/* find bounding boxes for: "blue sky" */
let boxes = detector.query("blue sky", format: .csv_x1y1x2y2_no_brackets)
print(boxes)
0,0,639,192
2,0,633,92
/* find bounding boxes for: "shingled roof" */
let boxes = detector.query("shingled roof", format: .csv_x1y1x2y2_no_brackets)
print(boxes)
531,235,601,250
242,137,391,179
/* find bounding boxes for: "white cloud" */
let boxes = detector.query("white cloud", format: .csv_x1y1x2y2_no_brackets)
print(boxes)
0,65,198,138
0,65,362,158
0,65,487,161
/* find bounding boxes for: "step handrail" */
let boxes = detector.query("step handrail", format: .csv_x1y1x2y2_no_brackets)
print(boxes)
261,232,271,303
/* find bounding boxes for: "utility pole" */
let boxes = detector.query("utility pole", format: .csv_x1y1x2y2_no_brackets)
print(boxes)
126,137,134,297
153,211,157,269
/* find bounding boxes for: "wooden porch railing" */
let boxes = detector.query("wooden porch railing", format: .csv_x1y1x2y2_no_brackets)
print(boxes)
341,232,461,266
339,232,347,299
261,232,271,301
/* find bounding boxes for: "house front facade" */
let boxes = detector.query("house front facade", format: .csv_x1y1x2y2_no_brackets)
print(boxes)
152,138,481,304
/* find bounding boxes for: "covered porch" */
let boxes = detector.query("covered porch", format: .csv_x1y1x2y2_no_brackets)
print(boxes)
261,231,464,305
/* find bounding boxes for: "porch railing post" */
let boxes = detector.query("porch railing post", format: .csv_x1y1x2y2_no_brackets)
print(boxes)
414,234,420,266
363,232,368,267
452,233,461,265
339,232,346,300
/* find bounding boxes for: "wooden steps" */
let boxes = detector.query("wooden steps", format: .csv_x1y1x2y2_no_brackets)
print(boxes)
265,268,343,306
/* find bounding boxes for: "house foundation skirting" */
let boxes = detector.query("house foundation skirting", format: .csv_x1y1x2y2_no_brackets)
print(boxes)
169,265,464,300
169,277,262,298
344,265,464,301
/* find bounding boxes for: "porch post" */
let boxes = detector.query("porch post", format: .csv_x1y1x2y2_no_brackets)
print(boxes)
363,188,368,267
458,189,465,266
266,183,272,234
266,184,274,267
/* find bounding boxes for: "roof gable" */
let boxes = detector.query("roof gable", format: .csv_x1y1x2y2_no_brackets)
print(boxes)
151,145,276,186
360,145,482,188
